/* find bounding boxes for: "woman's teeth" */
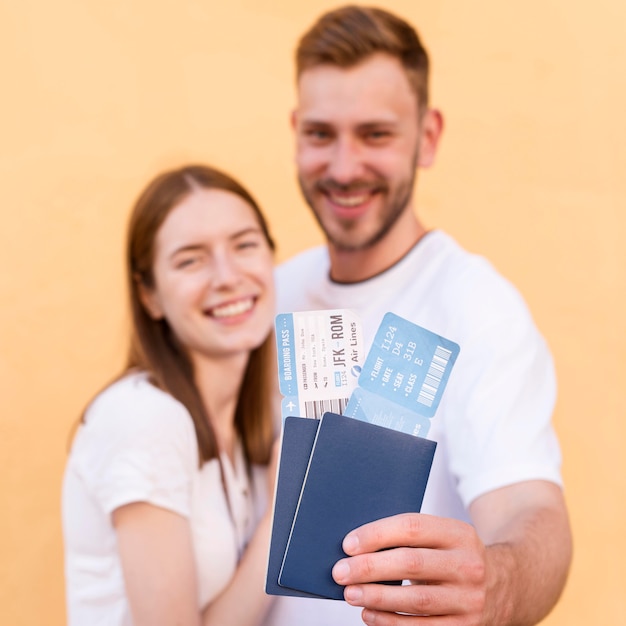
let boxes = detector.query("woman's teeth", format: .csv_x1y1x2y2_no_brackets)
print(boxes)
210,298,254,318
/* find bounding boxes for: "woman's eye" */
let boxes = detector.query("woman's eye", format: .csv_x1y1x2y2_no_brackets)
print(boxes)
175,256,199,269
236,240,260,251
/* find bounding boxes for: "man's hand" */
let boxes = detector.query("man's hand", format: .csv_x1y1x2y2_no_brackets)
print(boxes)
332,481,571,626
332,513,491,625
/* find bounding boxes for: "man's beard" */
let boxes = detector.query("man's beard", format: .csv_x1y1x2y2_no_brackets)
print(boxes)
297,153,419,252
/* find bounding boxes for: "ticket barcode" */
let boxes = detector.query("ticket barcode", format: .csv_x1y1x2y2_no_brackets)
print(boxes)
304,398,349,419
417,346,453,407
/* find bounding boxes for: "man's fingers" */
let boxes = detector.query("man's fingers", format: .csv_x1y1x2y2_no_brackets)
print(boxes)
333,546,458,586
341,581,472,618
343,513,474,555
333,547,427,584
334,513,489,622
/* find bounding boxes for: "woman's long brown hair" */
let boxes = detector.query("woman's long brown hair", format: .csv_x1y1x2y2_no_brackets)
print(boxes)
119,164,276,466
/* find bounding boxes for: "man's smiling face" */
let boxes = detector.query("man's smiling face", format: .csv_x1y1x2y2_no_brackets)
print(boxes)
293,53,423,252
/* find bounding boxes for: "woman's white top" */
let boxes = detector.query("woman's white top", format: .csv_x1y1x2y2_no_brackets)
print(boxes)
62,372,268,626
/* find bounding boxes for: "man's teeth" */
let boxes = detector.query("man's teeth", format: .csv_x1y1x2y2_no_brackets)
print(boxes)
211,298,254,318
330,193,370,207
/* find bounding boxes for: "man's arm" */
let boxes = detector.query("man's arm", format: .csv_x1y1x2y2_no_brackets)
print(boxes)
332,480,572,625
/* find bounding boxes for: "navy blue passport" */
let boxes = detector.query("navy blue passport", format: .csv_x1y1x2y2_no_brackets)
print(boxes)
278,412,436,600
265,416,326,598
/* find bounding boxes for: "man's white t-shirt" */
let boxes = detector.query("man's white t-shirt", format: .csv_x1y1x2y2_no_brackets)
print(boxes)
62,372,268,626
263,230,562,626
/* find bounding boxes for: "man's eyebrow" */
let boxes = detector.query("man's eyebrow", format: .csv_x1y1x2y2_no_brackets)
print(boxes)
299,118,332,127
300,118,397,128
357,121,396,130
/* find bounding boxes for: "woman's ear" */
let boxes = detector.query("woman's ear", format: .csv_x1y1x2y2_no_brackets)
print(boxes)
135,275,164,320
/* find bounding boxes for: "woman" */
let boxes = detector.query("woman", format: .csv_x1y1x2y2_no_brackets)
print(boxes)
62,165,278,625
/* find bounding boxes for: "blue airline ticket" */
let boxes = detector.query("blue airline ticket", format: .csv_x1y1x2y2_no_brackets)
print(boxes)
275,310,364,420
344,312,460,436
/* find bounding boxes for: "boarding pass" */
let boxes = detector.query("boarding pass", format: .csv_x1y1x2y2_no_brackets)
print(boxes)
344,312,460,437
275,310,364,420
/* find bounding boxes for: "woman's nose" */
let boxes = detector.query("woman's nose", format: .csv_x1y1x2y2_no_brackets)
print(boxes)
210,252,242,287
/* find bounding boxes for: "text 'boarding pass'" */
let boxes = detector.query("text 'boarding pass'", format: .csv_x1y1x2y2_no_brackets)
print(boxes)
276,309,364,420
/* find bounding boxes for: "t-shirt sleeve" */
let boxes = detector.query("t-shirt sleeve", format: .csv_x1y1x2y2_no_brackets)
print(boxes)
72,377,198,517
443,275,562,507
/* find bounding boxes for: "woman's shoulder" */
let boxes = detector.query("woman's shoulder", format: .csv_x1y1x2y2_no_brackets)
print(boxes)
68,371,199,514
89,370,183,414
82,371,196,444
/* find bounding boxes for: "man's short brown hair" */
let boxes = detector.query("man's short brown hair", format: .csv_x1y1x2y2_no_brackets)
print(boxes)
296,5,430,106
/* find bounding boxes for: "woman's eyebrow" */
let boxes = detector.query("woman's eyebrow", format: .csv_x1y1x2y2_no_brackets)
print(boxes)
168,243,205,260
230,226,264,240
167,227,263,259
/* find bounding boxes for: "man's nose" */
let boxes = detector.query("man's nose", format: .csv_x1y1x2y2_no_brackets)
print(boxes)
326,137,364,184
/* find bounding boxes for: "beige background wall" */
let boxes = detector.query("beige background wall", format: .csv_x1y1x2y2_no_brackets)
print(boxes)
1,1,624,624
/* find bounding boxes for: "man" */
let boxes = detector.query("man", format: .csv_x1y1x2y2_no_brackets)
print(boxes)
267,5,571,625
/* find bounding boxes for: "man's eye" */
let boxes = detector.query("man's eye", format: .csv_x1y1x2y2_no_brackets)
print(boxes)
304,128,331,142
366,130,391,142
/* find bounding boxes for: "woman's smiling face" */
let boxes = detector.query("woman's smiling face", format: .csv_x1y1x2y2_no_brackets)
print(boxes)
139,187,275,363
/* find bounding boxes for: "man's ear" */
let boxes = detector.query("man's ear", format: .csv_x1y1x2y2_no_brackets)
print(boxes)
136,276,164,320
417,108,444,169
290,109,298,130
